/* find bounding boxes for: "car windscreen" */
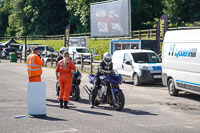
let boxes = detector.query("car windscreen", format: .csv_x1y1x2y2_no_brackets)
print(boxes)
131,52,161,63
76,48,89,53
38,47,45,51
46,46,54,52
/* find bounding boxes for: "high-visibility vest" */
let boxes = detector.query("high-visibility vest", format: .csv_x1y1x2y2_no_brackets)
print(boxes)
27,54,42,77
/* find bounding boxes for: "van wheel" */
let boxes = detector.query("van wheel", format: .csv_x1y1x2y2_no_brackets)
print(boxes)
133,73,141,86
168,78,179,96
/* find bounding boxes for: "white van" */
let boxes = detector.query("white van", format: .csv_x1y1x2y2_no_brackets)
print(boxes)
68,46,91,64
162,29,200,96
113,49,162,85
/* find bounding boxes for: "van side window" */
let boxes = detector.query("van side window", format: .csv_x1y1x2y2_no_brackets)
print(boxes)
123,53,132,64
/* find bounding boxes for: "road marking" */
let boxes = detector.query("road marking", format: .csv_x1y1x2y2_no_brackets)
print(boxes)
136,121,200,127
184,126,194,129
43,128,78,133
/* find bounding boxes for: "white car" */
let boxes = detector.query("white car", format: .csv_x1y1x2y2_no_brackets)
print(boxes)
68,46,91,64
113,49,162,85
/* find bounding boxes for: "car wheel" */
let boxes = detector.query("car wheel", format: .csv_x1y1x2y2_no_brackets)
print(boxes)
168,78,179,96
133,73,141,86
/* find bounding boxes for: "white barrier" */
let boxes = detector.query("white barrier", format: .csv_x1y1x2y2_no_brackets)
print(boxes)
27,82,46,117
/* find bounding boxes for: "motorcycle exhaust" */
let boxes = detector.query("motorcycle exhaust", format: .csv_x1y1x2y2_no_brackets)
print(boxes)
83,85,91,95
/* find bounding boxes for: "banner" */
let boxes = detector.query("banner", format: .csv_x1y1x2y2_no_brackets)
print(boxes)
156,14,168,55
90,0,131,37
64,25,70,47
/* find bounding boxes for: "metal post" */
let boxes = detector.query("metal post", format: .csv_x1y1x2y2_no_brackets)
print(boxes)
81,54,83,71
90,53,93,74
24,37,27,63
20,52,22,63
72,53,74,62
51,53,53,67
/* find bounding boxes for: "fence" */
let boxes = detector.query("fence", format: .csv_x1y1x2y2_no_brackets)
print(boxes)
1,26,200,41
12,52,102,73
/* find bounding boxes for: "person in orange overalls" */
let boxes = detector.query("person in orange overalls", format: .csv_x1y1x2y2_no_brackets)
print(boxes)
27,46,43,82
56,51,76,109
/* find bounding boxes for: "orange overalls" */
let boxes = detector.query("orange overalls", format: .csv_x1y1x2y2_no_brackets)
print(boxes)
27,53,43,82
56,60,76,101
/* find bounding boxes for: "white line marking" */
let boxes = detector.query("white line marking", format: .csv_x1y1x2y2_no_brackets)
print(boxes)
184,126,194,129
43,128,78,133
136,121,200,127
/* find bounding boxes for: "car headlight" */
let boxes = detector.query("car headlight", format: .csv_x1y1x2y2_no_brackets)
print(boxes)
76,55,81,59
139,66,149,70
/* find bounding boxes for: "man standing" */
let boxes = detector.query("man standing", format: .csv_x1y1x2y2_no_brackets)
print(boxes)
27,46,43,82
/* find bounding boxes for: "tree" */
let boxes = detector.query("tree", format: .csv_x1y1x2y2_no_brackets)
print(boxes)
163,0,200,26
32,0,68,35
0,0,10,37
131,0,164,30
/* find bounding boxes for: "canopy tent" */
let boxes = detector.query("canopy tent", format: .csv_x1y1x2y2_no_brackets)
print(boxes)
0,38,22,47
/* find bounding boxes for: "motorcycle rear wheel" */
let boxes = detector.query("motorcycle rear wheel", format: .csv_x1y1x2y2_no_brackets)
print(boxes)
71,85,80,101
113,91,125,111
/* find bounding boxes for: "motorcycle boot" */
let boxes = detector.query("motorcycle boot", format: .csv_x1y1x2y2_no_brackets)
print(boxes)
91,87,98,108
64,101,69,109
60,100,63,108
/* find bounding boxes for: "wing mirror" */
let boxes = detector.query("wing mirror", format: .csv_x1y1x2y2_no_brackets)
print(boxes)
125,61,132,65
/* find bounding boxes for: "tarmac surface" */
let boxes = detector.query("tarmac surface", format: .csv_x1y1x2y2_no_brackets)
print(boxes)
1,60,200,133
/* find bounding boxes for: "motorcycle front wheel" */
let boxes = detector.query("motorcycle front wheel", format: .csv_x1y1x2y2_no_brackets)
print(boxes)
71,85,80,101
113,91,125,111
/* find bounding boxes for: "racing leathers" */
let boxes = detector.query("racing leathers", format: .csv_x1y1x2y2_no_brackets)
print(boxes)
91,61,113,108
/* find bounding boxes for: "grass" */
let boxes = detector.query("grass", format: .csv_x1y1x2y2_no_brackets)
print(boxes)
1,35,155,56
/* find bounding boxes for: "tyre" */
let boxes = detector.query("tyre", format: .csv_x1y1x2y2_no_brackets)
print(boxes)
168,78,179,96
56,81,60,98
71,85,80,101
113,91,125,111
133,73,141,86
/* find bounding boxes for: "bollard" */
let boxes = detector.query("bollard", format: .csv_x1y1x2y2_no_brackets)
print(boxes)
27,82,46,117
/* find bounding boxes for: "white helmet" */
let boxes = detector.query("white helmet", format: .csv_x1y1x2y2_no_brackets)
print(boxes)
59,47,67,52
103,52,112,65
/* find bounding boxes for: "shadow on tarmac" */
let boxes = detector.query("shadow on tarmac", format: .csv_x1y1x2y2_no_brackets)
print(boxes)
124,81,164,88
32,116,67,121
70,108,112,116
97,106,158,116
177,92,200,102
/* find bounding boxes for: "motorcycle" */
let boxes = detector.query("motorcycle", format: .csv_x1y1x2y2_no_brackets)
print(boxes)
83,73,125,111
56,69,82,101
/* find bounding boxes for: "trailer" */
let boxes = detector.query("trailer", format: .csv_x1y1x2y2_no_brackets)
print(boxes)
110,39,158,55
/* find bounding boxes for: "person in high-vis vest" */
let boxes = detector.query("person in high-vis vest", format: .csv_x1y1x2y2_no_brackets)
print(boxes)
27,46,43,82
56,51,76,109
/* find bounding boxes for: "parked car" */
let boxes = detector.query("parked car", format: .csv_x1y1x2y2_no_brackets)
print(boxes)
1,47,17,60
22,44,58,58
112,49,162,85
68,46,91,64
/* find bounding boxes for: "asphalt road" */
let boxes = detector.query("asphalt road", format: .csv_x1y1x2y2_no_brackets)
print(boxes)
0,61,200,133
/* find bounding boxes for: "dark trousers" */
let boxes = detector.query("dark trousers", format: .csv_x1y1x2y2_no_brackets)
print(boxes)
91,77,101,105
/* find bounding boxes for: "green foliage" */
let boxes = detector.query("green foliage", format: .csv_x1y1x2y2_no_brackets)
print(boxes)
131,0,164,30
88,39,110,60
163,0,200,26
1,0,200,37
